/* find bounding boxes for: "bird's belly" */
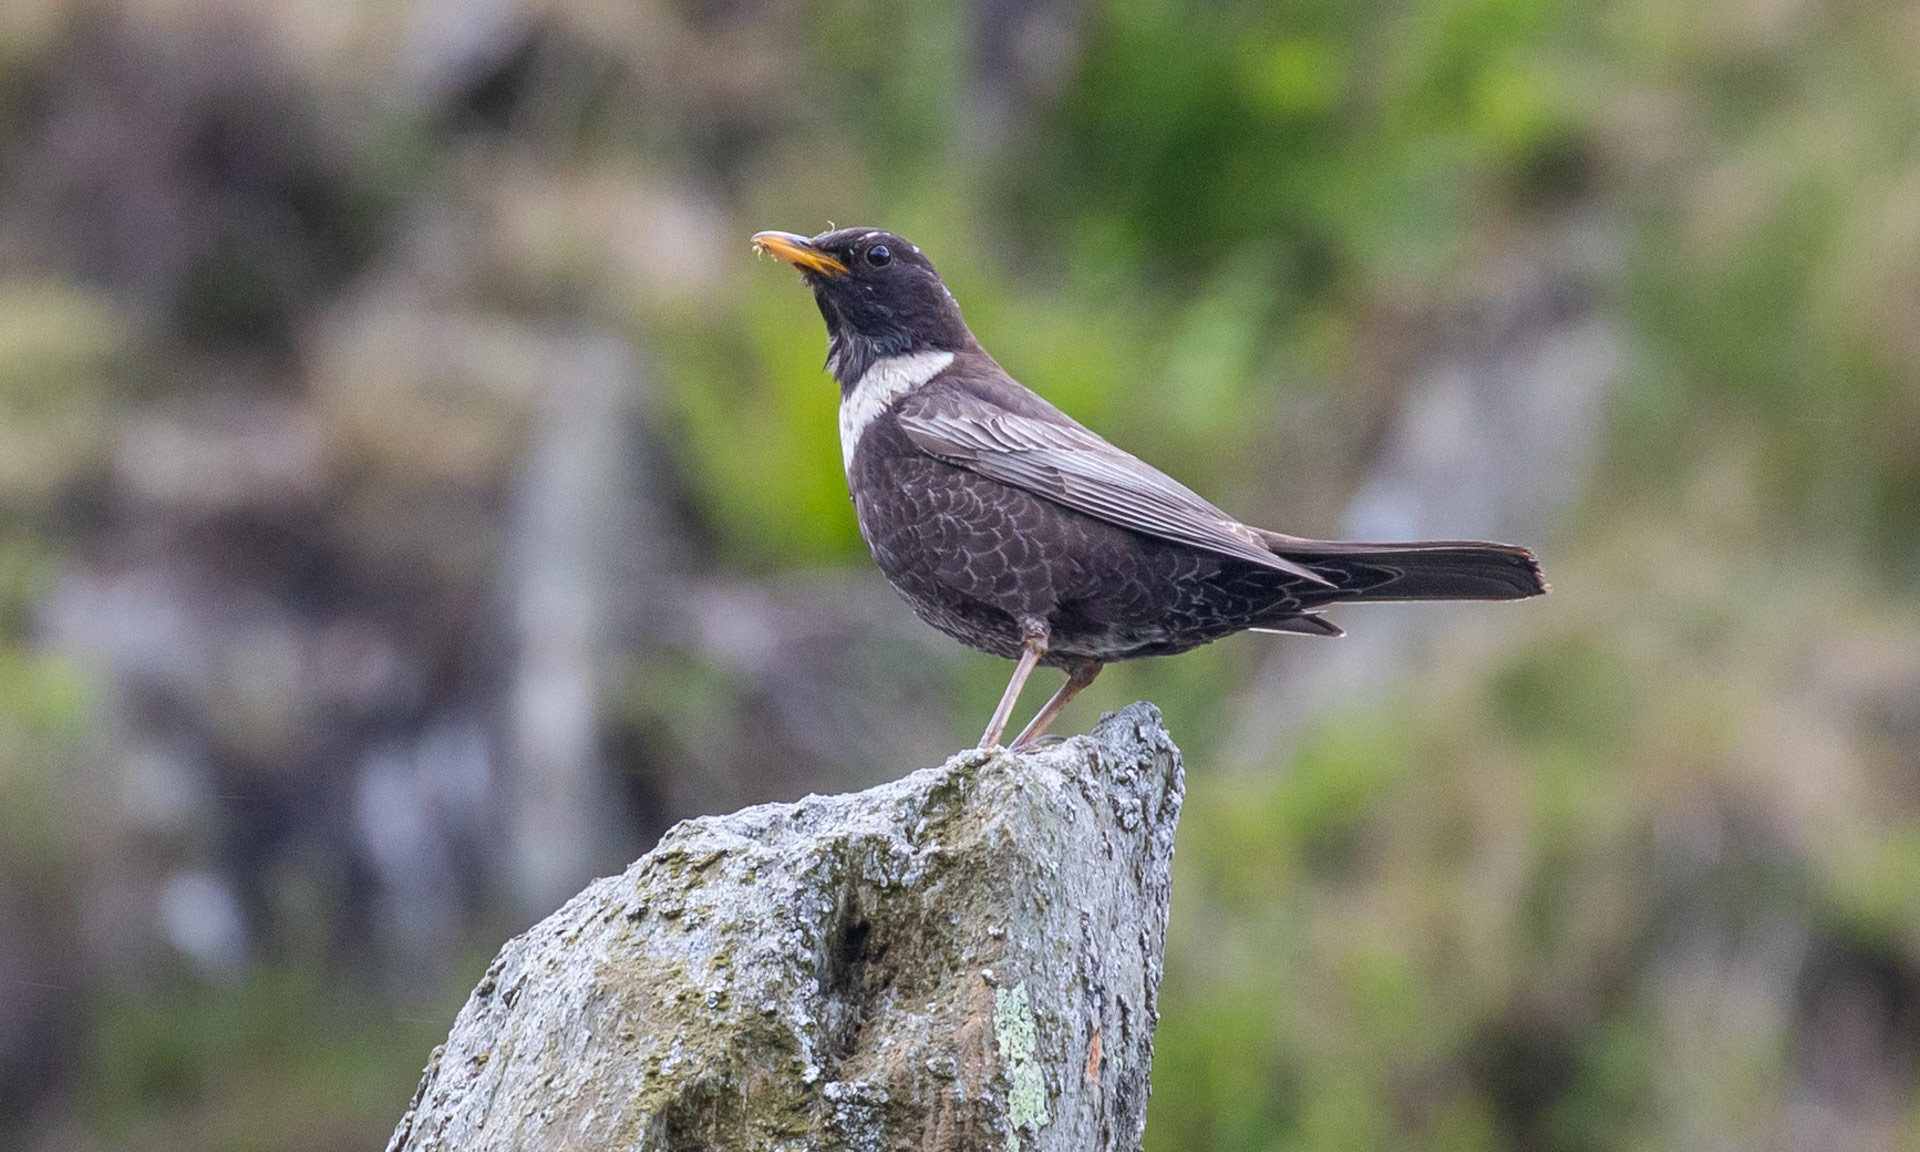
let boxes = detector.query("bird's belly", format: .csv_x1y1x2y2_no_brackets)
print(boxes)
848,421,1305,664
851,436,1063,660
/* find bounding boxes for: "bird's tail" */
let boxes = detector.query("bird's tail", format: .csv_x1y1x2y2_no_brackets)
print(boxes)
1259,532,1549,603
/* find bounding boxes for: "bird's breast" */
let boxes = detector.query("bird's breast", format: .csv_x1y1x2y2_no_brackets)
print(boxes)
837,350,954,472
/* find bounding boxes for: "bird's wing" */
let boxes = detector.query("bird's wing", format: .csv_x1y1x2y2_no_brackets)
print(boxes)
895,394,1331,584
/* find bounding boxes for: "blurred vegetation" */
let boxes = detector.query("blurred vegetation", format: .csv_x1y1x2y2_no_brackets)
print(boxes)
0,0,1915,1148
77,969,462,1152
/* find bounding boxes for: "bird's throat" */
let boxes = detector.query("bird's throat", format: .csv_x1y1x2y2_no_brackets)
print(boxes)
826,326,916,390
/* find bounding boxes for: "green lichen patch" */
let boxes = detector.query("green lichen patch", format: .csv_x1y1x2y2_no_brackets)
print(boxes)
993,984,1049,1150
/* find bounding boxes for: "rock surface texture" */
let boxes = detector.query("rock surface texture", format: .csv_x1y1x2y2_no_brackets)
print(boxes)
386,703,1185,1152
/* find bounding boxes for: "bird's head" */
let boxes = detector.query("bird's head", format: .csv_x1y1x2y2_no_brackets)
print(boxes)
751,227,971,388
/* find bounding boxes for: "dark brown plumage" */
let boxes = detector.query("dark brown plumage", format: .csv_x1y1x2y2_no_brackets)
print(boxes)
752,226,1548,749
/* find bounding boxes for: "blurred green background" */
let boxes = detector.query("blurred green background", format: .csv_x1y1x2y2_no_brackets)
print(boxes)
0,0,1917,1148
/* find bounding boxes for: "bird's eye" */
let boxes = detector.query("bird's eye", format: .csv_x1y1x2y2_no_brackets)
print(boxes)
866,244,892,267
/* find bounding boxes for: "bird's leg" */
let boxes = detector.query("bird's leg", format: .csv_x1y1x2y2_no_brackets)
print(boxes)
979,624,1048,748
1009,661,1103,750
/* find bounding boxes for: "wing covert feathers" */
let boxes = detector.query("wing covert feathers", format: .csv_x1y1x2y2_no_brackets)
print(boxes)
896,400,1333,585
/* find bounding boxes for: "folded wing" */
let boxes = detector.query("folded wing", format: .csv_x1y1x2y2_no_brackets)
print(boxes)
895,393,1333,585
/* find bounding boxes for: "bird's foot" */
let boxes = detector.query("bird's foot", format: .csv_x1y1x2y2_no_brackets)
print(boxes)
1007,733,1071,752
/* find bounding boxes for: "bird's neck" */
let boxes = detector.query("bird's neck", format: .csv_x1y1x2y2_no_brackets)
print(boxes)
828,328,973,394
828,329,904,392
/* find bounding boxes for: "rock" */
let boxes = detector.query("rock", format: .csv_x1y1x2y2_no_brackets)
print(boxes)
387,703,1184,1152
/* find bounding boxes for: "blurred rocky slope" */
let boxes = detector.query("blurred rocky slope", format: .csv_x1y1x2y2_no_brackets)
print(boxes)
0,0,1914,1150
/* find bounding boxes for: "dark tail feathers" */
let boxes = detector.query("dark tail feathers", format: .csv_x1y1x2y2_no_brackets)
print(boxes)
1259,533,1549,603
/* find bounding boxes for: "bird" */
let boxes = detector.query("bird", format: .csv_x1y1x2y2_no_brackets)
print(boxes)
751,226,1548,751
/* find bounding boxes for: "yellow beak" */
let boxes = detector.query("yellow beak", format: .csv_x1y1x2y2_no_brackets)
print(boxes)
751,230,848,277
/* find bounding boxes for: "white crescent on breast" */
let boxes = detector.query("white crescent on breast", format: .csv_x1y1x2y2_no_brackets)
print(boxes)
838,350,955,472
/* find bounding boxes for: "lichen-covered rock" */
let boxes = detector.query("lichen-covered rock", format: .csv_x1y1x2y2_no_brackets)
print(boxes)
387,703,1184,1152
